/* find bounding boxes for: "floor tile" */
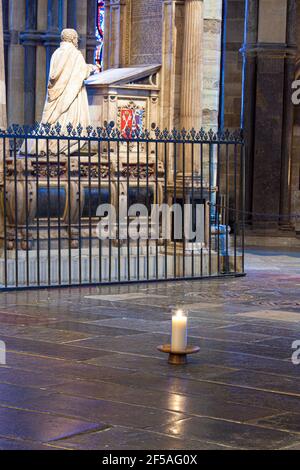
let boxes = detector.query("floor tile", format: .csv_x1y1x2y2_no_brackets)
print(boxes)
0,407,105,443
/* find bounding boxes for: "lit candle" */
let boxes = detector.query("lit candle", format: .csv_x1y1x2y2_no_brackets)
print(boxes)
171,309,188,352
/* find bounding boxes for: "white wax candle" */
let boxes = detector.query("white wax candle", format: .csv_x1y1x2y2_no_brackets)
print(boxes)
171,309,187,352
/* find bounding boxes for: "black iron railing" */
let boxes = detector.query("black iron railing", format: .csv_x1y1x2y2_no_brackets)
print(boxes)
0,124,245,289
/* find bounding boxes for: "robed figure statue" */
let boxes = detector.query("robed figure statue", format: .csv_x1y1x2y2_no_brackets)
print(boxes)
22,29,98,155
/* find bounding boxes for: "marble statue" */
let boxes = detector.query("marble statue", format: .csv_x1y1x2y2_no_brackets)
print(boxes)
22,29,98,155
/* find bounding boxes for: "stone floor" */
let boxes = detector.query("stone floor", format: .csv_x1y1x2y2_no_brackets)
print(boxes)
1,248,300,450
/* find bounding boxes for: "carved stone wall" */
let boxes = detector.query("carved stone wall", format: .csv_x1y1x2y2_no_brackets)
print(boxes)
130,0,163,65
202,0,222,129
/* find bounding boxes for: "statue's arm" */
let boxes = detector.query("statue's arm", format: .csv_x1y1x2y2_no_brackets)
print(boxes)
82,61,99,80
77,51,100,79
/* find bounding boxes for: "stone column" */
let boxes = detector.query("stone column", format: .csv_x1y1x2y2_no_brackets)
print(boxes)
67,0,77,29
280,0,296,228
242,0,296,230
179,0,203,173
2,0,8,86
161,0,185,131
21,0,38,125
36,0,47,120
86,0,97,64
241,0,258,220
180,0,203,132
6,1,25,125
103,0,131,70
77,0,88,57
0,0,7,134
45,0,62,78
202,0,222,130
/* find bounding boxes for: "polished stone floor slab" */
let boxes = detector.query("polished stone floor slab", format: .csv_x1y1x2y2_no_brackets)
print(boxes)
0,438,63,450
54,426,230,450
0,249,300,449
0,407,105,442
47,320,145,337
161,416,299,450
21,393,186,430
47,380,280,423
253,412,300,434
237,310,300,322
85,293,168,302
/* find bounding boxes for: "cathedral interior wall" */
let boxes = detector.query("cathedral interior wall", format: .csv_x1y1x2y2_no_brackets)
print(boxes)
291,0,300,231
223,0,244,129
130,0,163,66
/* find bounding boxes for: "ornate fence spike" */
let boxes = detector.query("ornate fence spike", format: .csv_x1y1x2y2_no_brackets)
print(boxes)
190,128,196,140
3,122,244,143
208,128,214,141
154,127,160,139
66,123,73,136
44,123,51,135
224,129,230,141
86,125,93,137
76,124,83,136
54,122,62,135
171,128,177,140
106,125,113,137
33,122,39,134
12,124,21,135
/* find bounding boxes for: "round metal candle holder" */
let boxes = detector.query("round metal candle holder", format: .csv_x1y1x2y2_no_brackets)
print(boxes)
157,344,200,365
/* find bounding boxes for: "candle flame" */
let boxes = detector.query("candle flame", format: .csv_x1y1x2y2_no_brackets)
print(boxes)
176,309,184,317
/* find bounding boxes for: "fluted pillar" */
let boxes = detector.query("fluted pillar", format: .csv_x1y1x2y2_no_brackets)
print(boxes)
180,0,203,132
179,0,203,173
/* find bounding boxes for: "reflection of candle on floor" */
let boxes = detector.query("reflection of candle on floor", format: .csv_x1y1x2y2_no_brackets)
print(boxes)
171,309,187,352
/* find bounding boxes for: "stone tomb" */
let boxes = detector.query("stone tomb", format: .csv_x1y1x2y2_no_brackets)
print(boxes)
0,65,241,286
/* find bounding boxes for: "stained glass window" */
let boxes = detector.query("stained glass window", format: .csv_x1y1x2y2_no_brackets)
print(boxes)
95,0,105,70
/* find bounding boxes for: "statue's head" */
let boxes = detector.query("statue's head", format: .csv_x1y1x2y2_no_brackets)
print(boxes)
61,29,79,48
